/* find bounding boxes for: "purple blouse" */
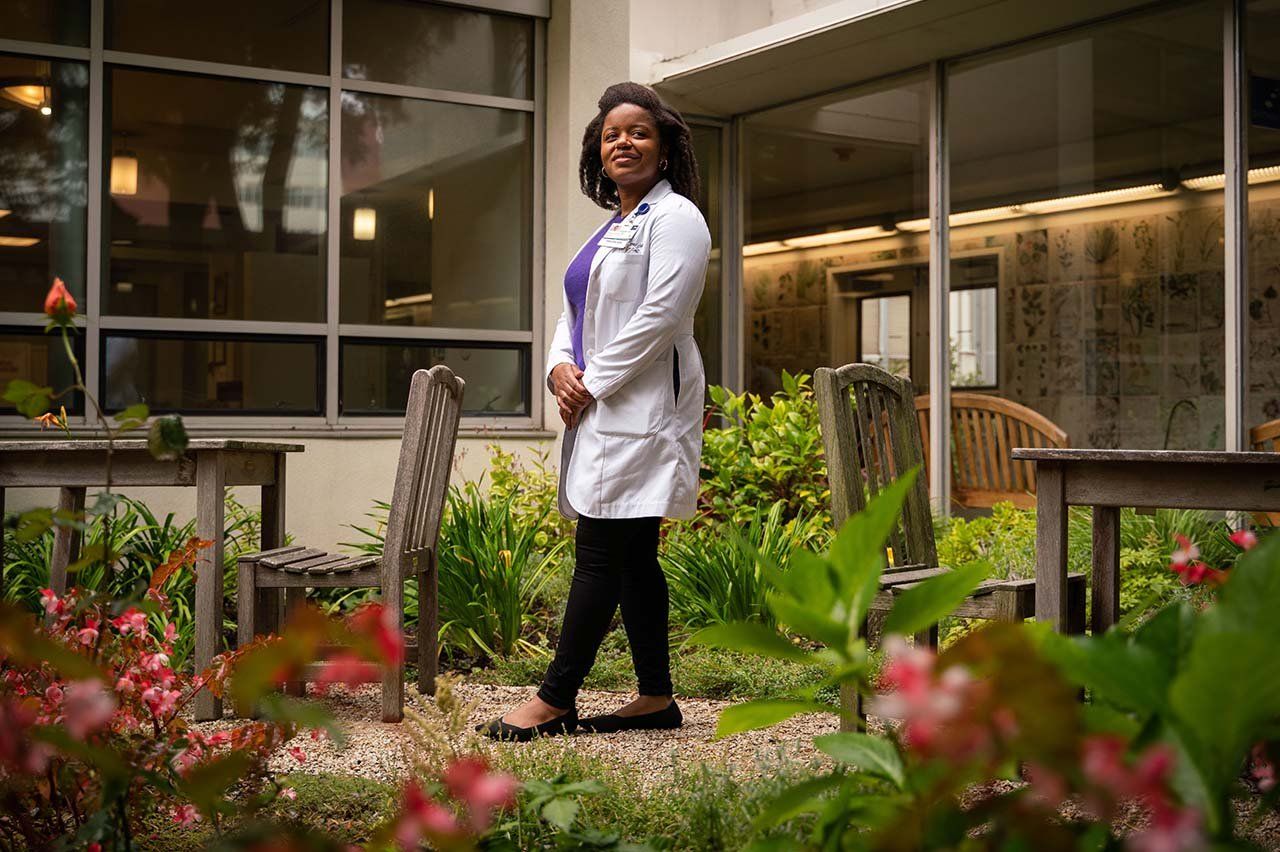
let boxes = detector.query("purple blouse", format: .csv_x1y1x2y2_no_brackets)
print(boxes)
565,216,620,369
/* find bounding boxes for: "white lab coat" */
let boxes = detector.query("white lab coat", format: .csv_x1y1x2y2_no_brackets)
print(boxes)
546,179,711,520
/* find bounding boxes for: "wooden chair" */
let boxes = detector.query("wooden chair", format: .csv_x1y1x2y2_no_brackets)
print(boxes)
1250,417,1280,527
815,364,1084,723
236,366,465,722
914,392,1069,510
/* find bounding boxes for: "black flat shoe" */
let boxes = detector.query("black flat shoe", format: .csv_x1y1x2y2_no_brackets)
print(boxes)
476,707,577,742
578,700,682,734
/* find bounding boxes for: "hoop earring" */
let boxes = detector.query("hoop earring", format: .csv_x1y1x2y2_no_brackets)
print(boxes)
660,158,668,172
600,165,609,179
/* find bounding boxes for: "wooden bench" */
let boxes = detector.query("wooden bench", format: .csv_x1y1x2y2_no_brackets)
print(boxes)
815,364,1085,725
1250,417,1280,527
236,366,464,722
914,392,1069,510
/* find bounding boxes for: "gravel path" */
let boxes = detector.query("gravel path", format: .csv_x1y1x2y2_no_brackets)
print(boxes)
191,682,840,787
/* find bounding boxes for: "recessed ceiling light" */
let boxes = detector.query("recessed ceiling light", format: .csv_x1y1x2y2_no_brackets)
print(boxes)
0,236,40,247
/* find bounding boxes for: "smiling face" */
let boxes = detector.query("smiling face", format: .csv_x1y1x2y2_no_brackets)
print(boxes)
600,102,665,195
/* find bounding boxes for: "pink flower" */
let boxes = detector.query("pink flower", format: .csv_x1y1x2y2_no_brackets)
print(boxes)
76,619,99,646
115,676,135,695
288,746,306,764
443,756,520,830
315,652,380,693
1251,743,1276,792
62,680,116,740
1170,535,1200,568
280,786,298,801
112,608,148,636
164,621,177,643
141,651,171,674
348,603,405,667
1129,804,1204,852
172,804,201,826
870,637,980,757
88,844,102,852
44,685,64,706
43,277,77,321
396,780,463,848
1230,529,1258,551
39,588,62,616
310,727,329,742
141,686,180,719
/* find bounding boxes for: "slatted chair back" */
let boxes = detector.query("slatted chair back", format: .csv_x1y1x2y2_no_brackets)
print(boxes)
1250,418,1280,527
815,363,937,569
914,393,1068,510
382,366,466,579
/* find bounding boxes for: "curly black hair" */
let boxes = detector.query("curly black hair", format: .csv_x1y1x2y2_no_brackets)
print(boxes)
579,82,701,210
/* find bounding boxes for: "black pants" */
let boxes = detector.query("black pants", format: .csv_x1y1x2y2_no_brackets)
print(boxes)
537,515,672,709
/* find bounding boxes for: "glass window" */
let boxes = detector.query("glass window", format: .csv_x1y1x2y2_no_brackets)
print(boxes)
6,1,89,48
0,54,88,311
341,340,527,416
690,124,723,389
858,294,911,379
743,74,930,397
105,68,328,323
103,335,322,414
949,287,997,388
343,0,533,100
1247,0,1280,440
948,1,1224,451
106,0,328,74
339,91,532,331
0,327,83,415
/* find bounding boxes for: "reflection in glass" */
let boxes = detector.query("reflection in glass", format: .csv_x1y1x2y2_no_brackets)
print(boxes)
743,74,929,397
859,295,910,379
339,91,532,331
1247,1,1280,436
949,287,997,388
0,55,88,311
690,124,722,389
103,335,321,414
341,341,527,416
949,1,1224,450
343,0,532,99
105,68,328,322
6,1,89,47
0,328,82,414
107,0,328,73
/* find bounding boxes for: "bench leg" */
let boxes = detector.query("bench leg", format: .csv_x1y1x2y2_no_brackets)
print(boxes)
282,588,307,698
50,487,85,597
416,551,438,697
382,572,404,723
913,625,939,649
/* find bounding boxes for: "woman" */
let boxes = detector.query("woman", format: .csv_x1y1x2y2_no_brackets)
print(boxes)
479,82,711,741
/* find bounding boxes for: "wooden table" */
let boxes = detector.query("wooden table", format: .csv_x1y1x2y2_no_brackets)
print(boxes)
1012,448,1280,634
0,439,303,720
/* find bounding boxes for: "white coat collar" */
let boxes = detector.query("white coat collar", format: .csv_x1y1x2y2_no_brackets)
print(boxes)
588,179,675,281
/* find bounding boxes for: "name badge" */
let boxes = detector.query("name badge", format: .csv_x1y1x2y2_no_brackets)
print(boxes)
598,219,640,249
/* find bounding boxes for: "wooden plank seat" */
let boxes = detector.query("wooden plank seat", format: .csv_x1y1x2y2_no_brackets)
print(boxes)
235,366,465,722
1250,417,1280,527
815,363,1086,728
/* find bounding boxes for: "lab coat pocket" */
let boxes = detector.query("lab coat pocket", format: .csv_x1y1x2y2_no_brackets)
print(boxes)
602,254,648,302
594,357,671,438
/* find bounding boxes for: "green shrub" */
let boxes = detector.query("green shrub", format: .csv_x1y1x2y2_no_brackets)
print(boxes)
486,444,574,549
699,371,829,526
341,486,567,664
662,501,828,629
3,491,267,670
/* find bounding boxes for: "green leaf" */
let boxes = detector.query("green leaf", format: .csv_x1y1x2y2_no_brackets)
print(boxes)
1042,631,1172,719
767,593,850,650
148,414,189,461
1169,631,1280,830
813,732,906,789
540,796,580,831
3,378,53,418
751,773,844,829
881,560,990,637
113,403,149,424
829,470,919,626
254,694,345,746
179,751,254,816
85,491,123,518
688,622,818,664
714,699,831,738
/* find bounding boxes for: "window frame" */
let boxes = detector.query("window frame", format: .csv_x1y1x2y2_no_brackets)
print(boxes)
0,0,545,436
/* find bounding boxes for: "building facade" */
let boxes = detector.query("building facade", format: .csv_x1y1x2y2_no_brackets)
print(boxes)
0,0,1275,541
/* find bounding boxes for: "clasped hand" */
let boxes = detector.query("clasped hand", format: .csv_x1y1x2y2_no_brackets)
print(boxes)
551,363,594,429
